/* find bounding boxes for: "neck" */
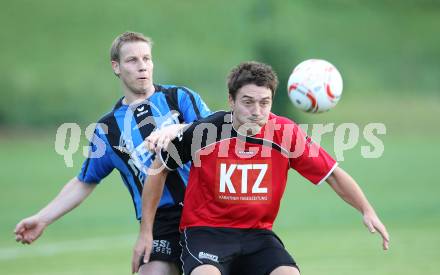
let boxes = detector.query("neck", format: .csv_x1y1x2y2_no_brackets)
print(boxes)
122,85,155,105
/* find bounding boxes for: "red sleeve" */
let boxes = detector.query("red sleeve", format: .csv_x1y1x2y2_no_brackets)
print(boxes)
288,122,337,185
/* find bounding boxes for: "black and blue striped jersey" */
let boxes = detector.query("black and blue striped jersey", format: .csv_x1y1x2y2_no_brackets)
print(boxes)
77,84,211,220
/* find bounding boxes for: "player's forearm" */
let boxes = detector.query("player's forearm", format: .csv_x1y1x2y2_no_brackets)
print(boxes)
165,123,186,139
140,159,168,236
175,123,187,130
326,167,375,215
36,177,95,225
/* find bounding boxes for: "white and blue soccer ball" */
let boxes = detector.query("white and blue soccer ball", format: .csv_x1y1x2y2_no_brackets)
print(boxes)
287,59,343,113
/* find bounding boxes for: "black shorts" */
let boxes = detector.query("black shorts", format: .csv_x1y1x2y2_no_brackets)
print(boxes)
180,227,298,275
140,205,182,267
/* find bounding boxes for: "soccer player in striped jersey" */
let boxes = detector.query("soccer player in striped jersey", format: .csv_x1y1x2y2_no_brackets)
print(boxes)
135,61,390,275
14,32,210,275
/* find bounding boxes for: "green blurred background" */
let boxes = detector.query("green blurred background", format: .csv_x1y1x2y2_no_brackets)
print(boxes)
1,0,439,274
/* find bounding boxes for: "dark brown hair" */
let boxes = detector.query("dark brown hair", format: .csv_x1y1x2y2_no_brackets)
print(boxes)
227,61,278,99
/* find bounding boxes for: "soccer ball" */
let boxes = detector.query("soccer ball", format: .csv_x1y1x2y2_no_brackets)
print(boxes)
287,59,343,113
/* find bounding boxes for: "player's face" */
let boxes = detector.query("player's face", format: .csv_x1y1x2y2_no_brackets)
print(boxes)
112,41,154,95
229,84,272,134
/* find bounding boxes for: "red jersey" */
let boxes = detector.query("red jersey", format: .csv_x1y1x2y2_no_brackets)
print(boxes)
160,111,337,230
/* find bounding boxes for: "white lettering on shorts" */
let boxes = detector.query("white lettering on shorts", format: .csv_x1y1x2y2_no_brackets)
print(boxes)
152,240,172,255
198,251,219,262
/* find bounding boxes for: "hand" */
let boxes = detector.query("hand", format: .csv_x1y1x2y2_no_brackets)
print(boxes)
14,215,48,244
131,233,153,274
363,211,390,250
145,124,184,152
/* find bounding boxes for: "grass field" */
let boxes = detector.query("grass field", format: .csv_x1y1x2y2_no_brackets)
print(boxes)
1,0,439,273
1,1,439,126
0,123,438,274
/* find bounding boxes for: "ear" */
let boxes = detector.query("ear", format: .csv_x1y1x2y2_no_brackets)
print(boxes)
228,94,235,109
111,60,120,76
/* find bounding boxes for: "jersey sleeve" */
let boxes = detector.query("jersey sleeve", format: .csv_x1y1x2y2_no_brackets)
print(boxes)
177,87,211,122
289,123,337,185
77,124,115,184
159,123,195,170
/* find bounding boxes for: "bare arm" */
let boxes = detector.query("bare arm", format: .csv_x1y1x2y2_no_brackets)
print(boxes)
144,124,186,152
131,158,169,274
14,177,96,244
326,166,390,250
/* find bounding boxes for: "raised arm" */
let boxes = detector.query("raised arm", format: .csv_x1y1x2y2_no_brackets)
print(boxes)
131,158,169,274
14,177,96,244
326,166,390,250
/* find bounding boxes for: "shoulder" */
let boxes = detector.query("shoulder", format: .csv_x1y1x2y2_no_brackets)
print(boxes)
97,112,113,125
266,113,304,141
154,84,178,93
96,97,124,125
194,110,229,125
153,84,203,107
268,113,297,126
154,84,198,95
183,110,229,133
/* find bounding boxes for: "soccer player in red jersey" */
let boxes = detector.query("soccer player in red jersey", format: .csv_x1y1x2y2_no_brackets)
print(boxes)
134,61,389,275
